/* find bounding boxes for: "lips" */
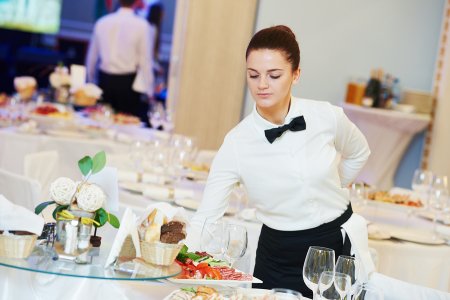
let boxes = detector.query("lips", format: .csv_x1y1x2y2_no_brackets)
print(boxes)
257,93,272,98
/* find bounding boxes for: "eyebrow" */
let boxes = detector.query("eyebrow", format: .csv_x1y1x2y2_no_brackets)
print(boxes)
247,68,284,72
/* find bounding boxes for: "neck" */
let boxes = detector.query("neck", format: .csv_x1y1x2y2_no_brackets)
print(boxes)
257,98,291,125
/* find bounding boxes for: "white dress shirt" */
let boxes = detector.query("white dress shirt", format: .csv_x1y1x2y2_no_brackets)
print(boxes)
86,8,154,95
189,97,370,237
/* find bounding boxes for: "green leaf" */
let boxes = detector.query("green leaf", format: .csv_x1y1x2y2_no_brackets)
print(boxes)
35,201,56,215
78,156,93,176
107,213,120,228
94,208,108,227
91,151,106,174
52,205,69,220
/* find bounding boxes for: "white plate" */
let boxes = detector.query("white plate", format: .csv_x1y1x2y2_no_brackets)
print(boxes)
174,198,237,215
167,272,262,286
46,129,88,139
389,227,446,245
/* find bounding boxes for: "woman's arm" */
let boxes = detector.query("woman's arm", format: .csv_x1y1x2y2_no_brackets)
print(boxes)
334,106,371,187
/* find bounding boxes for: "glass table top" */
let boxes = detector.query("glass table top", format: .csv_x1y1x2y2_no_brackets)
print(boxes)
0,243,181,281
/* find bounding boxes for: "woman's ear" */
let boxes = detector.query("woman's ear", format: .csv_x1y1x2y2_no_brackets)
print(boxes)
293,68,301,84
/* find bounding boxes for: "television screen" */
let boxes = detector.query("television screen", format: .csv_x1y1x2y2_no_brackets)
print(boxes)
0,0,62,34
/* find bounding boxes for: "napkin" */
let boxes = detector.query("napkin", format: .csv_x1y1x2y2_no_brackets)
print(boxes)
341,213,376,282
0,194,44,235
89,167,119,213
143,186,194,201
104,207,141,268
117,170,166,185
138,202,189,225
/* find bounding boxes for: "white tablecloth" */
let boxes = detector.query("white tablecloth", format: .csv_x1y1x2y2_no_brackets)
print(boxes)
342,103,430,190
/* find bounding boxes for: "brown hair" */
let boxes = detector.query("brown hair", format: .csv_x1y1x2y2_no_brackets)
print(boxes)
246,25,300,71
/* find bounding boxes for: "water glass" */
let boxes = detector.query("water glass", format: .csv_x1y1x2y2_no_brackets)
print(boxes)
411,169,433,203
224,224,248,267
335,255,359,294
200,219,226,258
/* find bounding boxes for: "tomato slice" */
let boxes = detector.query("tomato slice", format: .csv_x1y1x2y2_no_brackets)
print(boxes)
196,262,209,269
211,268,222,280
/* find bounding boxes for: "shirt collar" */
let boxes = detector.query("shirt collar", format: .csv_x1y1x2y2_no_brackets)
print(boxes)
117,7,134,15
252,97,303,132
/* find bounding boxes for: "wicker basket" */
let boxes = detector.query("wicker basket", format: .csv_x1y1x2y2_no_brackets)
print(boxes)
140,241,183,266
0,234,37,259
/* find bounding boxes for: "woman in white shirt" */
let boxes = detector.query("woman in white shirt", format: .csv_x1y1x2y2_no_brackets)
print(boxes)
188,25,370,297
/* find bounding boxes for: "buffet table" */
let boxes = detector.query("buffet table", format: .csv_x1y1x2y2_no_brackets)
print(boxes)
342,103,430,190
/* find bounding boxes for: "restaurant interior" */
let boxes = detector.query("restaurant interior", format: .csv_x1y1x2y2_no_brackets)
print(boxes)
0,0,450,299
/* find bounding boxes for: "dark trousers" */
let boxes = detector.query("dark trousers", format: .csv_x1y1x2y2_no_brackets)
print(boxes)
253,205,353,299
98,70,150,127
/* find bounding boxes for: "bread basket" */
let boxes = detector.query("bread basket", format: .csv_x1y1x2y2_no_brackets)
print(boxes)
140,241,183,266
0,233,37,259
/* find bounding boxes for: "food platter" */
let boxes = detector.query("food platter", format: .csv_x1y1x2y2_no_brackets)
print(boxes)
167,272,262,286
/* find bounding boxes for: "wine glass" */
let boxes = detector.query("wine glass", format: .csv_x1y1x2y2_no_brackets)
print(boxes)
411,169,433,206
317,271,336,299
200,219,226,258
148,102,165,130
333,272,351,300
353,283,383,300
350,182,366,211
302,246,335,300
335,255,359,296
129,140,147,174
429,175,448,238
270,288,303,300
224,224,248,268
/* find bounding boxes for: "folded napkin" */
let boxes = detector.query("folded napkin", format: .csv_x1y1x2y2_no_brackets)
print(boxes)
143,186,194,201
341,213,376,282
89,167,119,213
0,194,44,235
117,170,167,185
367,272,450,300
367,223,391,240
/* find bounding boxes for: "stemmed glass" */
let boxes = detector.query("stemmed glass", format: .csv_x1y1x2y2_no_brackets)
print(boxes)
411,169,433,207
350,182,366,211
333,272,351,300
129,140,147,174
302,246,335,300
335,255,359,296
317,271,336,299
200,219,226,259
429,175,448,238
223,224,248,268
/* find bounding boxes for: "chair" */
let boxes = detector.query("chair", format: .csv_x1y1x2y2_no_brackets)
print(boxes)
367,272,450,300
23,150,59,199
0,168,41,211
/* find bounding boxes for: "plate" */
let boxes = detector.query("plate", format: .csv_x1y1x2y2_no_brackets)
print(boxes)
416,211,450,225
168,272,262,286
389,227,446,245
163,287,270,300
46,129,88,139
174,198,237,215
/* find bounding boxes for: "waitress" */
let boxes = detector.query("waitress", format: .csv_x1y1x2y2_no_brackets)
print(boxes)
188,25,370,297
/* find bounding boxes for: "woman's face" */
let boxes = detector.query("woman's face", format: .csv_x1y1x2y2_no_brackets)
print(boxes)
246,49,300,117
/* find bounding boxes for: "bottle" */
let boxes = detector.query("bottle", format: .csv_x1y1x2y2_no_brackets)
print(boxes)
362,69,382,107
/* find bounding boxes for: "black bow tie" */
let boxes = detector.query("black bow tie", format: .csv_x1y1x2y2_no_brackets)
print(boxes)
264,115,306,143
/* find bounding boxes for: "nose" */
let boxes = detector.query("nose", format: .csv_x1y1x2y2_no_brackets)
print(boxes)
258,76,269,90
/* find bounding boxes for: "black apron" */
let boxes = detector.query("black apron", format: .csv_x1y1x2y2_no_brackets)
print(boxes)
253,204,353,299
98,70,150,127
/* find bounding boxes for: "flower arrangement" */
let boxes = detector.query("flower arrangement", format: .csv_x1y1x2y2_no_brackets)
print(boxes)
35,151,120,230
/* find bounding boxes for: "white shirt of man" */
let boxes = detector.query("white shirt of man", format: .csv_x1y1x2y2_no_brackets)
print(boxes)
86,7,154,95
189,97,370,241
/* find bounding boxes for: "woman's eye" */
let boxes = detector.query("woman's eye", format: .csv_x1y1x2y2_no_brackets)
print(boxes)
270,75,281,79
249,74,259,79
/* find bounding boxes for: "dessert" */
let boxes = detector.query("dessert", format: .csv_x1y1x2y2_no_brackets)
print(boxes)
72,83,102,107
14,76,37,101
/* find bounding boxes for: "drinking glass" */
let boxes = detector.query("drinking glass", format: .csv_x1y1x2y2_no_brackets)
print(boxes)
350,182,366,210
411,169,433,206
302,246,335,299
353,283,383,300
224,224,248,267
429,175,449,237
129,140,147,174
148,102,165,130
333,272,351,300
317,271,335,299
200,219,226,258
335,255,359,295
270,288,303,300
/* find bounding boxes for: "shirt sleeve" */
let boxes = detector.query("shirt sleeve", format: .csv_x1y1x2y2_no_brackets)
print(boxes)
185,135,240,249
137,23,154,96
86,25,99,83
334,106,370,187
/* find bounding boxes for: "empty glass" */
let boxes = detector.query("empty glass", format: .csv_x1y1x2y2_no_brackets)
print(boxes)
429,175,449,237
353,283,383,300
350,182,367,210
411,169,433,205
302,246,335,300
200,219,226,258
335,255,359,295
224,224,248,267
